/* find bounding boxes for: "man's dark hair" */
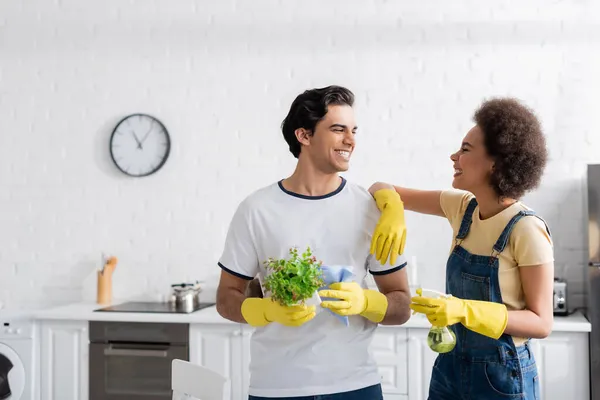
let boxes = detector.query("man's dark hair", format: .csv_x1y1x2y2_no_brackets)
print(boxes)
474,97,548,200
281,85,355,158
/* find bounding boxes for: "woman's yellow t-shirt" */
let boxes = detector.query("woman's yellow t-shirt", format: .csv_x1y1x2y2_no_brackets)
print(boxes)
439,189,554,346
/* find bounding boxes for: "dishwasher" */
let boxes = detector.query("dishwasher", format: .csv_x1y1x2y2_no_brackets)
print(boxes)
89,321,189,400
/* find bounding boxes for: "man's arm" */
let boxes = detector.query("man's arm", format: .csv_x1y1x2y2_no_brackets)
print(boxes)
372,268,411,325
215,199,260,323
363,191,411,325
216,270,252,323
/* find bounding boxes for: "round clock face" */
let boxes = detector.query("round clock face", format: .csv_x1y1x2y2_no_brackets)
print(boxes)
109,114,171,177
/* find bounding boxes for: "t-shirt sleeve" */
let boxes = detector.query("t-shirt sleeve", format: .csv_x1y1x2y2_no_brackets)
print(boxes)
439,189,474,228
367,253,408,275
217,200,260,280
364,196,408,276
511,216,554,267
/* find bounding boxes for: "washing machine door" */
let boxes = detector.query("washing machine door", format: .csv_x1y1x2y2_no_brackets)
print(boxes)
0,344,24,400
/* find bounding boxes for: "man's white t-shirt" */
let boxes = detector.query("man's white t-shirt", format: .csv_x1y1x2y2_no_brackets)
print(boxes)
218,177,407,398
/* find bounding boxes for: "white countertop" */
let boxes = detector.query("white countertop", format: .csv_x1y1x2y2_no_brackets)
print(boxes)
32,300,592,332
551,311,592,332
33,301,236,324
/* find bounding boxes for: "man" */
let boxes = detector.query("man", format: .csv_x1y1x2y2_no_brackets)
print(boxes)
216,85,411,399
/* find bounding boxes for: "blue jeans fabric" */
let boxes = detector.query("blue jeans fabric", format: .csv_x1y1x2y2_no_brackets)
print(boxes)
248,384,383,400
428,198,549,400
429,341,539,399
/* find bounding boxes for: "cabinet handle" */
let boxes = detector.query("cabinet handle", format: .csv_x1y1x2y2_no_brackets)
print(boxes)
104,348,168,357
104,344,169,358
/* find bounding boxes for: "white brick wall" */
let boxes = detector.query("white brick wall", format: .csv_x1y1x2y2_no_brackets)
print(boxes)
1,0,599,310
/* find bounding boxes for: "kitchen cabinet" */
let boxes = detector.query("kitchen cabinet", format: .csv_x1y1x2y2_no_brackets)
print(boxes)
528,331,590,400
189,324,250,400
241,326,252,400
39,320,89,400
371,328,409,397
406,329,438,400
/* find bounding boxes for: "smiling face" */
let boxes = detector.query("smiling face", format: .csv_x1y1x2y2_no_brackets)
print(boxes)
296,104,357,173
450,125,495,193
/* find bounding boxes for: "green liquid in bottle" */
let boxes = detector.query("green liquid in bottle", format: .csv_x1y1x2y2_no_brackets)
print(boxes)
427,327,456,353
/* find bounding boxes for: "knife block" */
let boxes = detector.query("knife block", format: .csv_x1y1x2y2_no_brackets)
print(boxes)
97,270,113,305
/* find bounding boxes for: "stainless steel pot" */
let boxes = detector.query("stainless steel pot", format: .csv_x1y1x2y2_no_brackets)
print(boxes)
169,281,202,312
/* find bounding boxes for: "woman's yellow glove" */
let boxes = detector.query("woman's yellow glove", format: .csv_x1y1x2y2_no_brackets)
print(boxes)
370,189,407,265
241,297,316,327
318,282,388,323
410,295,508,340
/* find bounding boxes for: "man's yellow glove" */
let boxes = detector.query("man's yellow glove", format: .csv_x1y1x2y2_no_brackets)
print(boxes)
318,282,388,323
410,295,508,340
241,297,316,327
370,189,407,265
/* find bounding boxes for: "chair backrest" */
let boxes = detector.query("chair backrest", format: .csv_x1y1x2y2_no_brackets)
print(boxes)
171,359,230,400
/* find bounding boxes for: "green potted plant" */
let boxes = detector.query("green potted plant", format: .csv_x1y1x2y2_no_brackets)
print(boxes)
263,246,325,307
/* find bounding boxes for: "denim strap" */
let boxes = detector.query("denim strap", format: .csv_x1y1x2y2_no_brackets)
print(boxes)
492,211,552,256
456,198,478,241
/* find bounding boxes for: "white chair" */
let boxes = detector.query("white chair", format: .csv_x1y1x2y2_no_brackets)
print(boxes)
171,359,230,400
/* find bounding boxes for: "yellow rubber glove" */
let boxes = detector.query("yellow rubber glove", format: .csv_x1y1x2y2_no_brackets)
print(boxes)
318,282,388,323
241,297,316,327
410,295,508,340
370,189,407,265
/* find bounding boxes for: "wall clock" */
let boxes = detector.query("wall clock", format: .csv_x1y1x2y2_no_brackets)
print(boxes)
109,113,171,177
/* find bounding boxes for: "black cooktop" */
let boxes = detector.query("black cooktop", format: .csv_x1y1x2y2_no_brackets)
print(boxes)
94,301,216,314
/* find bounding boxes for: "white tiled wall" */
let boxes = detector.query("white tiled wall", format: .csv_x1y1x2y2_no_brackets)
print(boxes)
1,0,599,310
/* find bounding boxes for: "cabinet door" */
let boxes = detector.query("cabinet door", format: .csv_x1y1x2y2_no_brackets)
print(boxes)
370,328,409,396
529,332,590,400
189,324,243,399
240,326,255,400
40,320,89,400
407,328,437,400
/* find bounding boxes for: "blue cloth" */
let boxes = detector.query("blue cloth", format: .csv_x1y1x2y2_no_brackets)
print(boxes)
429,198,550,399
318,265,354,326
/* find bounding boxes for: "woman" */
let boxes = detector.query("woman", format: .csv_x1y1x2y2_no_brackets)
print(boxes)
369,97,554,399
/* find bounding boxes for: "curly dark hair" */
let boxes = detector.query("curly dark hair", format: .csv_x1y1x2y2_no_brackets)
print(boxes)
474,98,548,200
281,85,355,158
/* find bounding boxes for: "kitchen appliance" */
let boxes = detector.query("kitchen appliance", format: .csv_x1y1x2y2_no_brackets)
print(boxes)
89,321,188,400
94,301,215,314
94,281,215,314
169,282,203,312
586,163,600,400
0,314,35,400
553,278,568,316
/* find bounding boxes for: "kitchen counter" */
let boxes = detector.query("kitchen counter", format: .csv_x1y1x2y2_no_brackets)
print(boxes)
551,310,592,332
34,301,236,324
34,300,592,332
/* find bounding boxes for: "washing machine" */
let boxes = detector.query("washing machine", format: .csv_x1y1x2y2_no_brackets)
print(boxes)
0,316,35,400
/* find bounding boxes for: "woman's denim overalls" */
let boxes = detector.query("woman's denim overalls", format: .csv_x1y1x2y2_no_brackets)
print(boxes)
429,198,550,400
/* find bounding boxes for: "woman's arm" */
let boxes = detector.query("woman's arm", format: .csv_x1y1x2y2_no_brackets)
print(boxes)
368,182,445,217
503,262,554,338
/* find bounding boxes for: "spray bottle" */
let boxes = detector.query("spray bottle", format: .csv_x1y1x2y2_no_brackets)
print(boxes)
415,288,457,353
